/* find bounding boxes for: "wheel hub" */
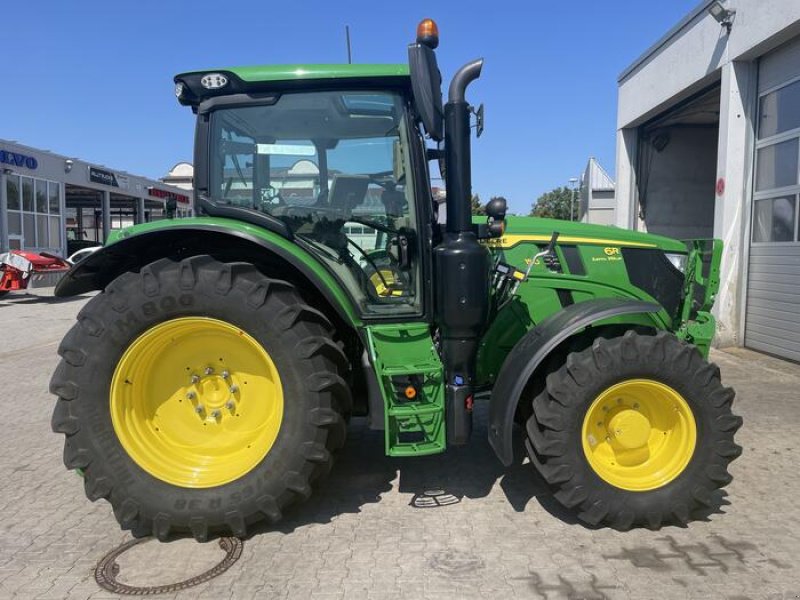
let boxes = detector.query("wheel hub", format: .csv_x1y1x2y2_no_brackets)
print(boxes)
608,409,651,449
189,371,238,422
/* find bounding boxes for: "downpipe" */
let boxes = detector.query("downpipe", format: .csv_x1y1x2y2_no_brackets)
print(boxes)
434,58,488,446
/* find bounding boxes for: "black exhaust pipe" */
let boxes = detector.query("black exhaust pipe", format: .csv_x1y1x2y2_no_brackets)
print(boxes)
434,58,488,446
444,59,483,234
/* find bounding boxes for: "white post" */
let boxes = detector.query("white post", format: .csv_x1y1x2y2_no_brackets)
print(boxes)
0,170,8,252
713,60,758,348
614,127,639,230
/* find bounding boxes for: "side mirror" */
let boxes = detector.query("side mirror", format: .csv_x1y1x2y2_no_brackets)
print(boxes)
408,43,444,142
473,103,484,137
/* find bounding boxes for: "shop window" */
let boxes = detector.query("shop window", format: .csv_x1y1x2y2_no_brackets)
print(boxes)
7,211,21,235
36,214,49,247
752,195,797,242
22,177,33,212
6,175,19,210
23,213,35,247
49,217,61,248
48,182,60,214
35,180,48,213
756,139,799,191
759,80,800,139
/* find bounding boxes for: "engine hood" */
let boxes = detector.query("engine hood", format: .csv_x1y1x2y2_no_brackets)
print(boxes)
486,216,688,253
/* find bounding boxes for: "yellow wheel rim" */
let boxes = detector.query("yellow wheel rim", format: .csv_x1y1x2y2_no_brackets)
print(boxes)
581,379,696,492
110,317,284,488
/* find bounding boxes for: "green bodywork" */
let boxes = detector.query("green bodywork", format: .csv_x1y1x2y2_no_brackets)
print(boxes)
473,216,717,384
100,62,724,458
102,214,722,457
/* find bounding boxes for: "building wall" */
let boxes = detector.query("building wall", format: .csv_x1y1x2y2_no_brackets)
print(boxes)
618,0,800,129
615,0,800,349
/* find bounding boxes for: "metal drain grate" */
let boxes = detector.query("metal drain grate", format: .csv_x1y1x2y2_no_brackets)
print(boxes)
410,488,462,508
94,536,243,595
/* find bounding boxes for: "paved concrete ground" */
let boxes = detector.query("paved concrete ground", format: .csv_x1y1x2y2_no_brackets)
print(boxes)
1,288,799,599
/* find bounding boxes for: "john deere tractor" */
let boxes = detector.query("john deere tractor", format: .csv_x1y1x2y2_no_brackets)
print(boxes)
51,20,741,540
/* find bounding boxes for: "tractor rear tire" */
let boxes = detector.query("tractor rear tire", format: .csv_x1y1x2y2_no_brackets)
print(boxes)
526,330,742,530
50,256,351,541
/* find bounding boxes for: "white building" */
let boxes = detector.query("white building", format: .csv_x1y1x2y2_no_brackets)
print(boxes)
1,139,194,258
161,162,194,191
615,0,800,361
579,157,616,225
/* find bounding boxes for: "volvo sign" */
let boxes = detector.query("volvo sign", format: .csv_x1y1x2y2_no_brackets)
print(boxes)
0,149,38,170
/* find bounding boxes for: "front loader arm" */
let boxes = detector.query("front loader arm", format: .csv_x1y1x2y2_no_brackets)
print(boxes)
675,238,723,356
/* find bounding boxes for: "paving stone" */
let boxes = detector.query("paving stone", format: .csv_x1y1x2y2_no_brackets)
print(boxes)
1,288,799,598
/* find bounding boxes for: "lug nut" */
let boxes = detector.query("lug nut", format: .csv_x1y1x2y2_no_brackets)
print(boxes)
194,405,204,414
221,370,230,379
225,400,235,410
191,374,200,384
204,367,214,376
186,391,196,400
210,409,221,418
229,384,239,394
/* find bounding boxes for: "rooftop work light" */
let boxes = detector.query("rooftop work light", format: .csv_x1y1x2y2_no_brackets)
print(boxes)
707,1,736,33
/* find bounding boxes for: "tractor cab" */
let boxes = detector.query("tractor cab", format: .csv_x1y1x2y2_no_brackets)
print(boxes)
192,85,425,316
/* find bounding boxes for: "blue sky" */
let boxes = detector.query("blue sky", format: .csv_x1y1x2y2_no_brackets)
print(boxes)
5,0,699,215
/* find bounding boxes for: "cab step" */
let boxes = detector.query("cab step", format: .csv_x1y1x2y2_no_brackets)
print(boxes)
365,324,446,456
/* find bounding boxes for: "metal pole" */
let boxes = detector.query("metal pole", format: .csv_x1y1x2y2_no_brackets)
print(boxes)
569,177,578,222
102,190,111,242
346,26,352,64
136,197,146,225
571,188,576,221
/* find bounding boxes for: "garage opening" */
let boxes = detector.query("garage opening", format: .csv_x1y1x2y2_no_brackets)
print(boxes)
636,85,721,240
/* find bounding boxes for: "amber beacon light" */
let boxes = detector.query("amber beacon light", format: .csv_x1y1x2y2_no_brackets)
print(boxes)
416,18,439,49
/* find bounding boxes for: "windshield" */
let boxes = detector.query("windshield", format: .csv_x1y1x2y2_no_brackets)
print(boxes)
208,90,421,315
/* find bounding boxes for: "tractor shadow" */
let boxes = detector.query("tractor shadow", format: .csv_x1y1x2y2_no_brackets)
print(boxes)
251,399,584,538
250,398,730,539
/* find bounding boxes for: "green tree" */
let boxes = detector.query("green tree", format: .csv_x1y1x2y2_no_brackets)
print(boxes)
530,186,576,220
471,194,486,215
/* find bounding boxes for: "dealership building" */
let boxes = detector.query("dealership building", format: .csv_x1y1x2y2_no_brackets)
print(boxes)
615,0,800,361
0,139,193,258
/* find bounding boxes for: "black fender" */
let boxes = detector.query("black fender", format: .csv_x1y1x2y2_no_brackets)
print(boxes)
488,297,662,466
54,224,358,328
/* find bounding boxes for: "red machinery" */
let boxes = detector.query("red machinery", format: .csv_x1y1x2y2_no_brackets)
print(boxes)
0,250,71,297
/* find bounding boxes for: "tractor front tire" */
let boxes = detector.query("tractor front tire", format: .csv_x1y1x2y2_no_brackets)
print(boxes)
527,330,742,530
51,256,351,541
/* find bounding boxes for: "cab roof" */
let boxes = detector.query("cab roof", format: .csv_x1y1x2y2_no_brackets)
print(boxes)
174,64,410,107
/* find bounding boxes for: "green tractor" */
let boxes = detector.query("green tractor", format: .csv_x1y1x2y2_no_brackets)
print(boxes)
51,20,741,540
